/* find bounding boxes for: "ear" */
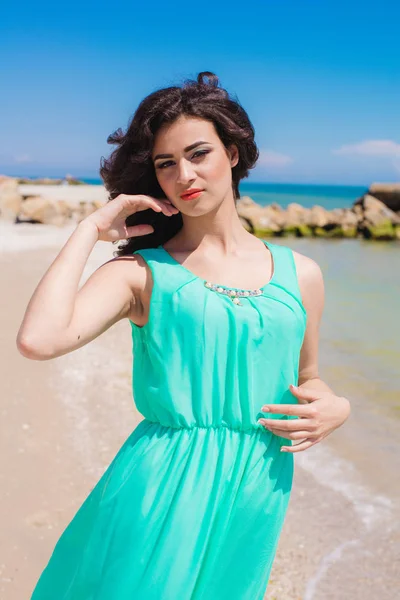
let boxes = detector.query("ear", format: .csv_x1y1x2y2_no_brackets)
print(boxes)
228,144,239,168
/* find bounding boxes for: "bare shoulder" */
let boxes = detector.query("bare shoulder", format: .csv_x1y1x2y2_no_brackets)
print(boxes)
291,249,325,308
98,252,150,322
99,254,146,291
291,249,323,284
105,253,148,288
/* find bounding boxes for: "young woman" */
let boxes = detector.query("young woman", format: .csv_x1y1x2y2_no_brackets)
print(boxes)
17,71,350,599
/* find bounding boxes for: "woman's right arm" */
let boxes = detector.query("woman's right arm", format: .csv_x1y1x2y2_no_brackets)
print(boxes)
15,194,179,360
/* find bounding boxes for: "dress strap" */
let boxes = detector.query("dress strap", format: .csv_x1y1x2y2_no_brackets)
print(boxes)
132,247,196,302
264,241,304,309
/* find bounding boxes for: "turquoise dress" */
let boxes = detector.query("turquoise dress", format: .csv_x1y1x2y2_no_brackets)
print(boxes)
31,240,307,600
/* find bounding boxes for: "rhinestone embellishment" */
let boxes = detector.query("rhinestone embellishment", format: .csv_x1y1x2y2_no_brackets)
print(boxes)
204,281,263,306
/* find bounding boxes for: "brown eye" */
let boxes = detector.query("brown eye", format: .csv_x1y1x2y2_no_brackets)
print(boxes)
156,149,209,170
156,161,173,170
192,150,209,159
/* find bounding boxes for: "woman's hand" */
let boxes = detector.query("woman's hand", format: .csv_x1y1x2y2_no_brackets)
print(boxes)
83,193,180,242
258,383,351,453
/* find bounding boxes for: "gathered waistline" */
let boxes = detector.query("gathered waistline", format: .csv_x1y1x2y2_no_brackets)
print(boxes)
143,419,263,433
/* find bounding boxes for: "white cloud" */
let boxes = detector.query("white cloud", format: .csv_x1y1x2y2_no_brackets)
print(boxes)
257,149,293,168
14,154,32,164
333,140,400,157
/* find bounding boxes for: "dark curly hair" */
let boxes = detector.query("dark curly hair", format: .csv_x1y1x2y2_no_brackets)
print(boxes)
99,71,259,256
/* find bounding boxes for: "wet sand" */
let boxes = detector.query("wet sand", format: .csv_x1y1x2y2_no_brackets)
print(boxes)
1,223,398,599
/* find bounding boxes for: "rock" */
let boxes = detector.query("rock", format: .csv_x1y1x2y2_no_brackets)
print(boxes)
70,201,98,223
18,196,71,226
237,195,258,208
362,194,400,225
0,178,22,221
356,194,400,228
354,194,400,240
64,174,85,185
284,203,311,226
330,208,359,237
254,206,286,232
340,211,359,237
263,204,286,227
337,208,359,227
19,184,108,204
364,222,396,240
237,197,284,235
367,183,400,212
17,177,64,185
314,225,355,238
236,196,265,220
280,203,312,236
308,205,331,228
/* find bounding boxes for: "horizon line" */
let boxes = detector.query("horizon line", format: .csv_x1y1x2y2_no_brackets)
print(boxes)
4,173,371,189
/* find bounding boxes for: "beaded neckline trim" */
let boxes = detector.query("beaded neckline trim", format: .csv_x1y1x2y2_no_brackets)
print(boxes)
158,242,273,307
204,281,262,306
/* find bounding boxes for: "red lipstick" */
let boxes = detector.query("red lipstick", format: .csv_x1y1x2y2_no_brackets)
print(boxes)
180,188,204,201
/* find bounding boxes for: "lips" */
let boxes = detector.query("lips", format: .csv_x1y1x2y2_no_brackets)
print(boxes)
180,188,204,200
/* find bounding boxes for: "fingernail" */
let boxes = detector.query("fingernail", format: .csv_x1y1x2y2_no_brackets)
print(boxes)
261,406,270,412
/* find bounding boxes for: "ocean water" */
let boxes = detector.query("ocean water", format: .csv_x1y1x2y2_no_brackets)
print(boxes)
276,237,400,417
238,182,367,209
80,179,367,211
272,237,400,501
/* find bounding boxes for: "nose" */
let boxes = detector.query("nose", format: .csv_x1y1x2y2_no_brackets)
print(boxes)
176,158,196,185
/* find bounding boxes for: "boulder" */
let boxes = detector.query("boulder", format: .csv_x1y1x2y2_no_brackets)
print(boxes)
356,194,400,225
237,196,284,235
367,183,400,212
70,201,98,223
308,205,331,228
17,177,64,185
236,196,265,220
284,203,311,226
355,194,400,240
280,203,312,236
339,209,359,237
0,177,23,221
18,196,71,226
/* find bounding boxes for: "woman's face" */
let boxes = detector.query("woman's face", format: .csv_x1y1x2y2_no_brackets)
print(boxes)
151,115,238,215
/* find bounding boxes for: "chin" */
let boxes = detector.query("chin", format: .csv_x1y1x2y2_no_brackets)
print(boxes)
180,197,215,212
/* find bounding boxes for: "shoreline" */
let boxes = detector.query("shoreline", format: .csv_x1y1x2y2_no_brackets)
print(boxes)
9,180,400,241
0,175,399,241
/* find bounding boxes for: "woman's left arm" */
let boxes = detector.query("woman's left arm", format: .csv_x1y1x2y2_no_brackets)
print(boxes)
258,251,351,453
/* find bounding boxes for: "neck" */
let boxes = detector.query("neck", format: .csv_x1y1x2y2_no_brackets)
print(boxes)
173,194,253,253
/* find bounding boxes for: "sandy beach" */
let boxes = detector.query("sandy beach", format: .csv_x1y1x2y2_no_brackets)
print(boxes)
1,222,398,599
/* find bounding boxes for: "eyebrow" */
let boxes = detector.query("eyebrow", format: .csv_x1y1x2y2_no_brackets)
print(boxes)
153,141,211,162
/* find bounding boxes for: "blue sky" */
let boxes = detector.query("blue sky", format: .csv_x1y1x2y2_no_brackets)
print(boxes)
1,0,399,185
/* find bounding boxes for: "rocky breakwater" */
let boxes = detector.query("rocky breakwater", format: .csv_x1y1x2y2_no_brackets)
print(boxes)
237,183,400,241
0,176,108,227
1,176,399,241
